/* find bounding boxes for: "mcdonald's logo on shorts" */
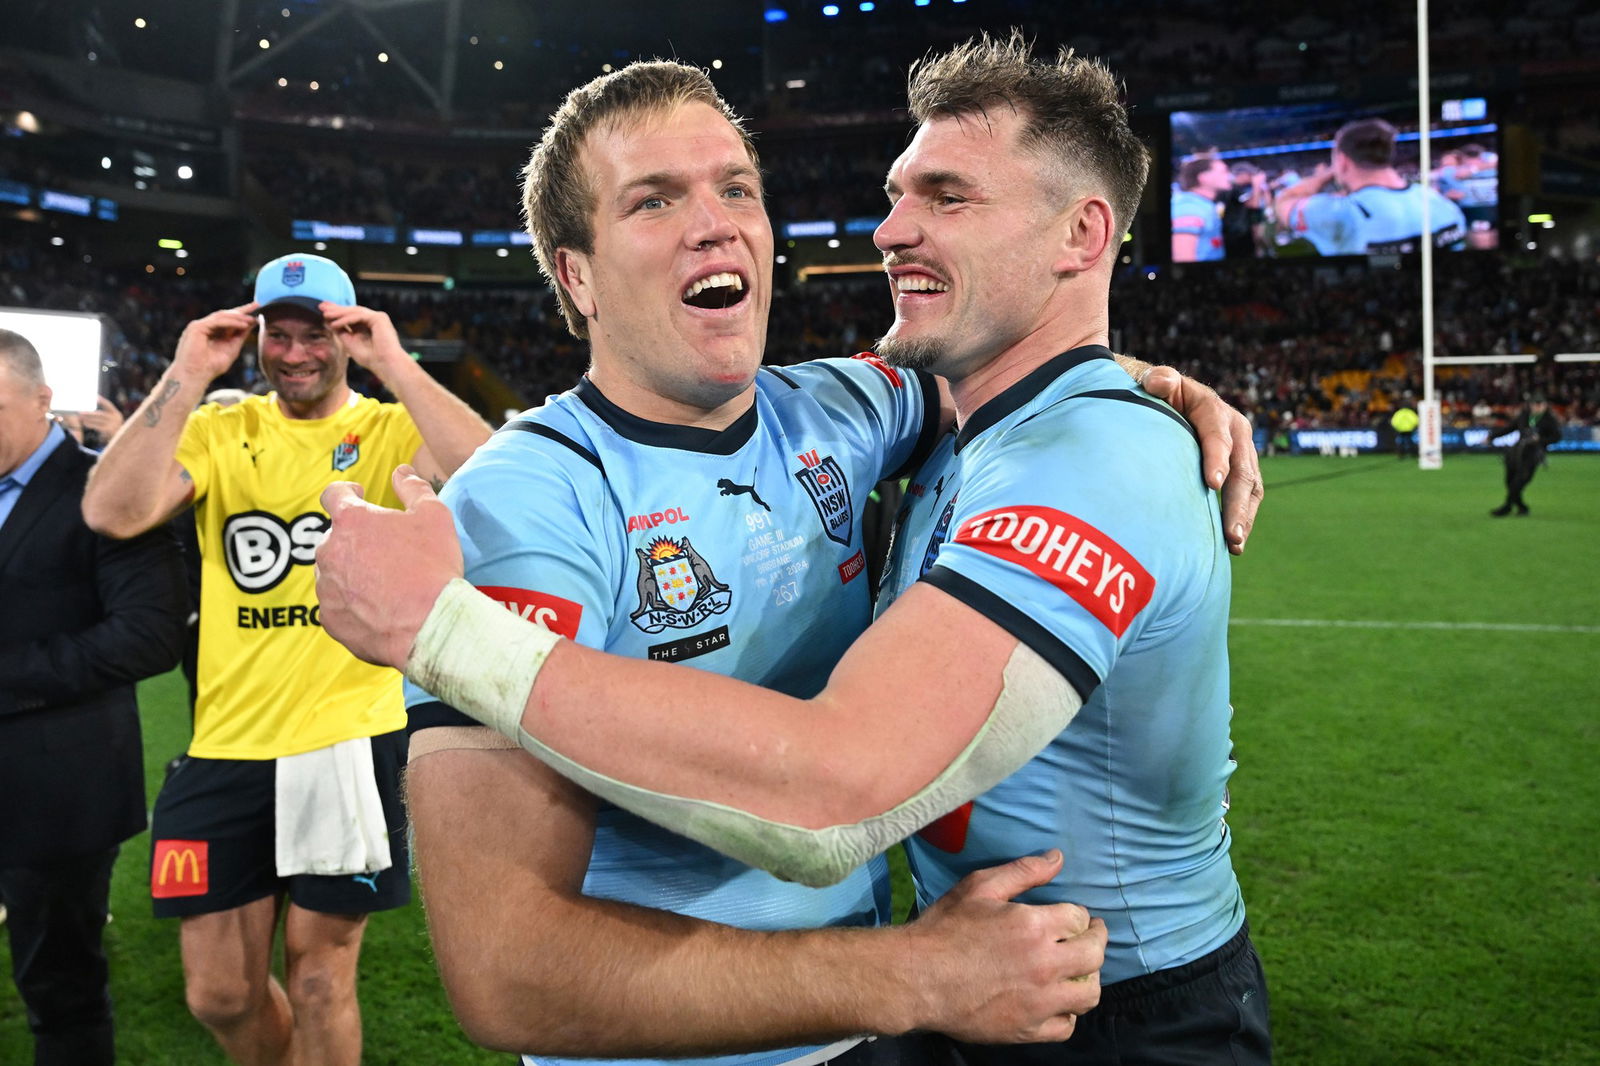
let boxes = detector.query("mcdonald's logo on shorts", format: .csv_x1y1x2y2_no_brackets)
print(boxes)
151,839,209,899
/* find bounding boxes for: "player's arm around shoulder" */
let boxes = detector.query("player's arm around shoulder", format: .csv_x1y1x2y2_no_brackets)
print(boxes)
410,732,1104,1053
510,575,1082,889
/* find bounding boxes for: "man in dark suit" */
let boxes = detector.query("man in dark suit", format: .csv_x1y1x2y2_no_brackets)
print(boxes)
0,327,186,1065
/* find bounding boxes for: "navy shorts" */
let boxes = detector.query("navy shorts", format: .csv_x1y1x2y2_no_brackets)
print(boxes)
149,729,410,919
940,921,1271,1066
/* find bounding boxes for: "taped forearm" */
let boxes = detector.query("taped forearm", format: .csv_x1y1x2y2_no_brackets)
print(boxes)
522,641,1079,887
407,584,1081,888
406,579,560,737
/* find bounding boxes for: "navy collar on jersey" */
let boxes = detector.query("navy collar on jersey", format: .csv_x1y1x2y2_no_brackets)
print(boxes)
575,375,757,454
954,344,1115,453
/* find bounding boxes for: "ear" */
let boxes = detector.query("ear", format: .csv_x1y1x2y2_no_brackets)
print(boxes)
1052,195,1116,276
555,248,598,321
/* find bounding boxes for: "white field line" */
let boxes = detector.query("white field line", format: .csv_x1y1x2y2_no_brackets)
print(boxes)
1232,618,1600,634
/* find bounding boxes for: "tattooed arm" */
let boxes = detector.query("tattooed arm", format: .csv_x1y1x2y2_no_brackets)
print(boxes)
83,304,257,538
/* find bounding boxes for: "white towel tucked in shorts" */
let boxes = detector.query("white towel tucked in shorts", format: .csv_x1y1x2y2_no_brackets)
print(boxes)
274,737,393,877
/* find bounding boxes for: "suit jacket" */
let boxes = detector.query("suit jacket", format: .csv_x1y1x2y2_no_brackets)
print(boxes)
0,436,186,867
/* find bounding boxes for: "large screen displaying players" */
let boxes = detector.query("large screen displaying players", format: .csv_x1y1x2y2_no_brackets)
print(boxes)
1169,97,1498,262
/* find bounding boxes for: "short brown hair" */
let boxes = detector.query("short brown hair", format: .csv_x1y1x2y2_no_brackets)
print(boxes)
1178,154,1223,191
521,61,758,339
1334,118,1398,169
906,30,1150,237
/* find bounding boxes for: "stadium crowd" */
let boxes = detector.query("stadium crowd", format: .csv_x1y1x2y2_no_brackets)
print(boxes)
246,147,523,233
4,232,1594,441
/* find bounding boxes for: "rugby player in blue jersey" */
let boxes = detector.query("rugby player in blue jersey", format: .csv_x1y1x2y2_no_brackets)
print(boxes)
317,39,1266,1066
1171,154,1229,262
1276,117,1467,256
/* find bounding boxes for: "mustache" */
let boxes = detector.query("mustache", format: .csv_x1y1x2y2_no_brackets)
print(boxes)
881,253,947,277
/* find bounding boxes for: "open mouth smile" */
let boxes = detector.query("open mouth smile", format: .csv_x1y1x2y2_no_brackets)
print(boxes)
681,271,749,311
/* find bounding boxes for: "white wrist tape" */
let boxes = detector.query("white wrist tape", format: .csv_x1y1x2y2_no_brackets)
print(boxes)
506,642,1083,888
406,578,560,738
409,583,1082,889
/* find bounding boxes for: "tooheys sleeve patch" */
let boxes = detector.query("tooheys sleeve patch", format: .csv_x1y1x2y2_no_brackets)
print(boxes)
851,352,903,387
951,506,1154,638
474,586,583,640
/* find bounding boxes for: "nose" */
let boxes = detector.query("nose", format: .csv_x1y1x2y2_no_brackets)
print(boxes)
686,190,738,251
874,197,920,254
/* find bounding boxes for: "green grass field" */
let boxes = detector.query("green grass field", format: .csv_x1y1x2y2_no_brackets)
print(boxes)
4,453,1596,1064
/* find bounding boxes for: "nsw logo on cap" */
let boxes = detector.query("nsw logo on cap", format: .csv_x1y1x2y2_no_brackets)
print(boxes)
282,261,306,288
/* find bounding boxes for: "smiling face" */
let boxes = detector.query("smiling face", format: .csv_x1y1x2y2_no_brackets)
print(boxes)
873,108,1077,381
557,102,773,425
258,305,350,419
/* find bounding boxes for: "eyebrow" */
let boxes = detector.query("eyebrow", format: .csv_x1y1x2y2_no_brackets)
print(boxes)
616,162,762,205
884,169,979,198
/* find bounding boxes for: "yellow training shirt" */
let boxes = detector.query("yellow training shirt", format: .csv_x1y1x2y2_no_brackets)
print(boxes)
177,392,422,759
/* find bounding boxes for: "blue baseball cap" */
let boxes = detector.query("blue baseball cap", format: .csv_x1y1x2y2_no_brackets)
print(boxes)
252,253,356,315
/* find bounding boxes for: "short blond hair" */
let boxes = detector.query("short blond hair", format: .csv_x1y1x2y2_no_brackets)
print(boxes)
521,61,758,339
907,30,1150,238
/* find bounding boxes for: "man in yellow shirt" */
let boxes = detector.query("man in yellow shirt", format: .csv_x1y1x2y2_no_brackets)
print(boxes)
1391,402,1419,459
82,254,491,1066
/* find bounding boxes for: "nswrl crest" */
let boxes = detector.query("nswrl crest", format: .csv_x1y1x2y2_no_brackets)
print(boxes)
281,260,305,287
795,450,852,546
629,536,732,634
331,433,360,472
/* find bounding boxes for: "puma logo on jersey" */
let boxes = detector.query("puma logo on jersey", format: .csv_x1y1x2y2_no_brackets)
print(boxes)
717,476,770,512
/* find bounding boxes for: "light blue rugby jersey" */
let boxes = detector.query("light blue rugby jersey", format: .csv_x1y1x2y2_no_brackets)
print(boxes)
408,355,939,1066
1459,164,1496,208
878,345,1243,986
1433,166,1466,203
1290,182,1467,255
1170,188,1224,261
